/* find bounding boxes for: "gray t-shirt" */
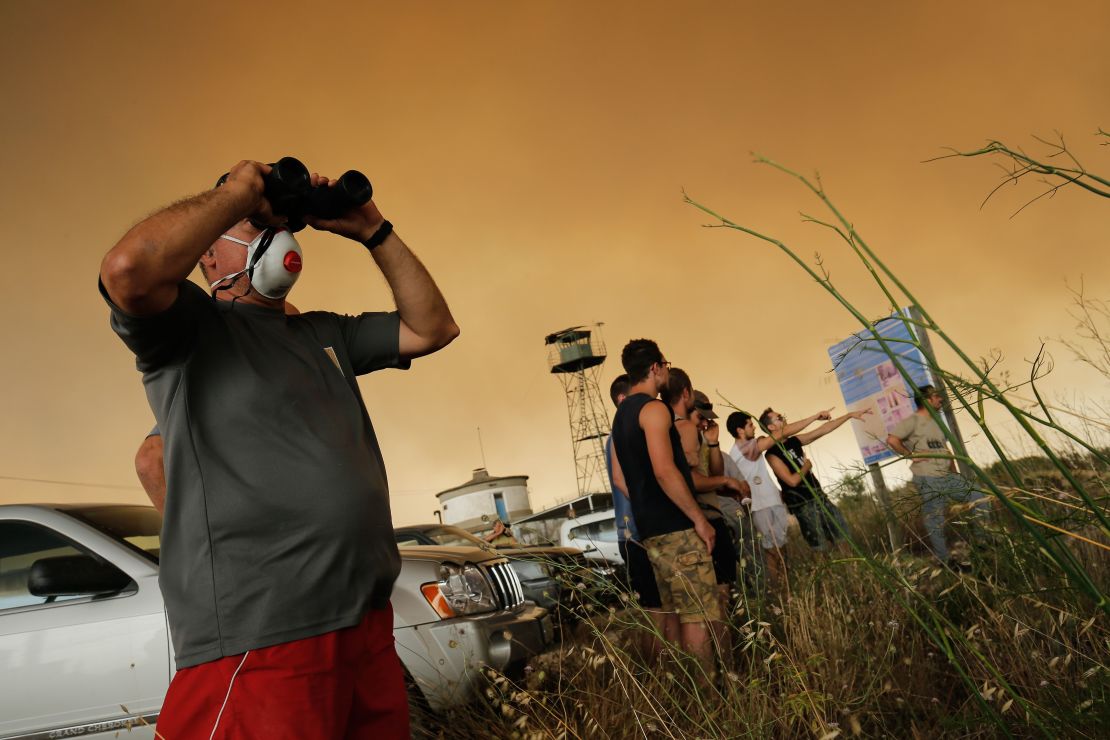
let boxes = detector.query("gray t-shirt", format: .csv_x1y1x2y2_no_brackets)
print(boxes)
890,413,951,478
103,279,408,669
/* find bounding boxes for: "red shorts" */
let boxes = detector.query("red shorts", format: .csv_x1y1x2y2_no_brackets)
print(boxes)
156,606,409,739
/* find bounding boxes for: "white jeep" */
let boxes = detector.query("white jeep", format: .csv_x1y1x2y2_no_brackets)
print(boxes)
0,503,552,739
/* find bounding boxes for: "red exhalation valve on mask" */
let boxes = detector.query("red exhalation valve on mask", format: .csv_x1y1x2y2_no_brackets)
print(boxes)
211,228,304,299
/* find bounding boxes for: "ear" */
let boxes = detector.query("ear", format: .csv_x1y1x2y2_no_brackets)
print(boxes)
198,247,217,278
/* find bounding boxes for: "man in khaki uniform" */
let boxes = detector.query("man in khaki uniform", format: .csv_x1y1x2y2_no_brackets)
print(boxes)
887,385,989,567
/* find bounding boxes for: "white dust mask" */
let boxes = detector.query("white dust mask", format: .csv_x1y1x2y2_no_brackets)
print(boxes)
211,228,303,299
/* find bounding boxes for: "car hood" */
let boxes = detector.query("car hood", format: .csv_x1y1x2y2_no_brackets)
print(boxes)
398,544,503,565
496,546,584,559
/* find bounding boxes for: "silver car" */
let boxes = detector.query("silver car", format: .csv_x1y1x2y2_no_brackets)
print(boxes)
393,544,553,712
0,504,553,739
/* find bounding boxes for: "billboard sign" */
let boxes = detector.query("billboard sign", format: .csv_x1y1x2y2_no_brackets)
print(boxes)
827,311,934,465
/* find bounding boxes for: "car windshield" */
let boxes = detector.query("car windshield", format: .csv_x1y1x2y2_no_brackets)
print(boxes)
67,505,162,564
419,526,489,548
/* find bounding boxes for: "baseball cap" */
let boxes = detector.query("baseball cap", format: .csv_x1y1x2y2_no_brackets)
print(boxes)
693,390,718,419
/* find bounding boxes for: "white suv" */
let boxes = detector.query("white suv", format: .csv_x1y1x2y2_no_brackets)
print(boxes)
0,503,552,739
559,509,622,566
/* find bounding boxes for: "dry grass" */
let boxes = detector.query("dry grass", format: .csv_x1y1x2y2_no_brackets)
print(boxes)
412,453,1109,739
411,141,1110,738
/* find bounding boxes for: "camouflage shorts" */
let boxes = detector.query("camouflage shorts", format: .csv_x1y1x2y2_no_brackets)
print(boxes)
643,528,724,624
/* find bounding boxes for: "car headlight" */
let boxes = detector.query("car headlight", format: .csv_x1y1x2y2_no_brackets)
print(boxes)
420,563,498,619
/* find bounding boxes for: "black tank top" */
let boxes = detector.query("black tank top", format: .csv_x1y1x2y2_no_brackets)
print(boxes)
611,393,696,540
765,436,823,509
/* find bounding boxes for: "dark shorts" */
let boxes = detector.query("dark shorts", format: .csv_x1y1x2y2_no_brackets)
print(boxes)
710,518,737,586
157,606,409,739
619,539,662,609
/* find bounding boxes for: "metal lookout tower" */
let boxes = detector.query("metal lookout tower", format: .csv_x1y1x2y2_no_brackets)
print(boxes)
545,325,611,497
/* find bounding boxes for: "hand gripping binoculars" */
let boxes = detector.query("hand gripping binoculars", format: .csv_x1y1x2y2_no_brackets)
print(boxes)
216,157,373,232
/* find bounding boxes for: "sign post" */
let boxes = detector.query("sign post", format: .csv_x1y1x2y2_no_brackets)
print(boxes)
867,463,899,549
827,310,936,551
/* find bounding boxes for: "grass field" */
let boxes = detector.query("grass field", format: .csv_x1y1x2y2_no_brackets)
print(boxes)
414,450,1107,738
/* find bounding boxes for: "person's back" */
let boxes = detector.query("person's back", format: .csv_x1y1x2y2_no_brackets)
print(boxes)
612,393,694,539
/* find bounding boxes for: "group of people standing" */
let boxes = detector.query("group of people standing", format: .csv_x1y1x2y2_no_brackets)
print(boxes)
98,151,987,732
603,338,865,669
603,337,985,672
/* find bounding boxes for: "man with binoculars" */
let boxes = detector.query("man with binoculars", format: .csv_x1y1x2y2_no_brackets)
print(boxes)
100,158,459,738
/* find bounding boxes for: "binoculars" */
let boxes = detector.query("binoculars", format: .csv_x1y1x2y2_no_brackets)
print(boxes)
217,157,373,232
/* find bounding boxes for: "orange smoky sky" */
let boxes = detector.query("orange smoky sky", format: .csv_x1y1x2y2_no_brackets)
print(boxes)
1,1,1107,524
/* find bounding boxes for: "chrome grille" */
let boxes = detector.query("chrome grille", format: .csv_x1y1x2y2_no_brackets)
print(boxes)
484,560,525,610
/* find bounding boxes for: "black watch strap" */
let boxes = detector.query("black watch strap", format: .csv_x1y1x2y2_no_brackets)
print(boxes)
362,220,394,251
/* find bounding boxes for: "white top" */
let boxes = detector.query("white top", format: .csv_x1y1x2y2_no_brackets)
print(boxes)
728,438,784,512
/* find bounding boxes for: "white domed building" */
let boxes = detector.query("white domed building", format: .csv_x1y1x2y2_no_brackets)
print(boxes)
435,468,533,536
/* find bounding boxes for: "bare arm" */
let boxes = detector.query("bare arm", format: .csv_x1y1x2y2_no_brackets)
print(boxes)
783,408,832,437
704,420,724,476
678,419,735,492
371,234,459,359
641,402,715,553
767,453,812,489
304,176,459,360
886,434,912,457
753,408,833,453
796,409,870,446
483,520,506,543
100,162,273,316
135,434,166,514
691,470,747,494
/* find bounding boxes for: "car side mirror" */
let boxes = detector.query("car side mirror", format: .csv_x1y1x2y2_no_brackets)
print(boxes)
28,555,132,597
